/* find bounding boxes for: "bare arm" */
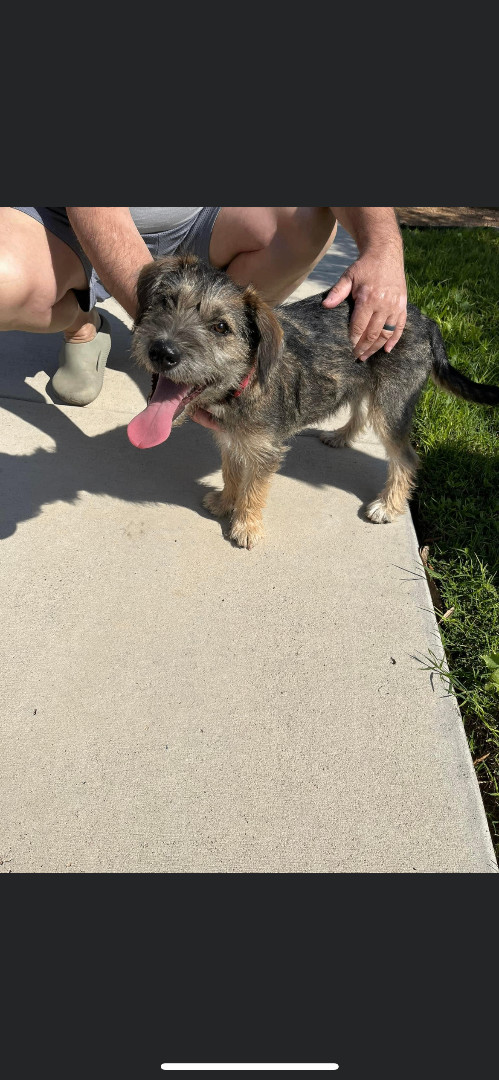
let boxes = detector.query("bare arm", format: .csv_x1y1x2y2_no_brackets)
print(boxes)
65,207,154,319
330,206,402,253
323,207,407,360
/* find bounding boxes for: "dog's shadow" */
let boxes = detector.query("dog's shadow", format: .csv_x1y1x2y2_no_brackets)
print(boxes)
0,326,388,539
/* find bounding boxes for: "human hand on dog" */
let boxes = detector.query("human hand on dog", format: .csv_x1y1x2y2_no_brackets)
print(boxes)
190,407,221,431
322,248,407,361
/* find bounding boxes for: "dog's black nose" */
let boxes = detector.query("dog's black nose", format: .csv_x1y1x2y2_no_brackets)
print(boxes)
148,339,181,369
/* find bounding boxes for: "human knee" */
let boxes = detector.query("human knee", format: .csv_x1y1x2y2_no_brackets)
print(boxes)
276,207,336,261
0,253,53,329
243,209,280,253
238,208,325,259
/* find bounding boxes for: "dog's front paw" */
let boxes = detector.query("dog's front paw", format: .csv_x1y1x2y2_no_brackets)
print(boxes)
203,489,233,518
365,499,397,524
230,516,264,549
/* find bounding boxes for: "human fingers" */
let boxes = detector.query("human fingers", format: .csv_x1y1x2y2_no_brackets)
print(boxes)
321,267,354,308
383,307,407,354
356,308,403,361
190,407,220,431
346,286,377,353
354,309,396,360
358,309,407,361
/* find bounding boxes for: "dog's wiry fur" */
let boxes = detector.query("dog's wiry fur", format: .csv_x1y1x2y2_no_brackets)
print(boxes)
132,255,499,547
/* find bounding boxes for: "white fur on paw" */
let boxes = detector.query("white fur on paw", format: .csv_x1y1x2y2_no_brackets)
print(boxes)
366,499,395,524
230,519,264,549
320,429,352,448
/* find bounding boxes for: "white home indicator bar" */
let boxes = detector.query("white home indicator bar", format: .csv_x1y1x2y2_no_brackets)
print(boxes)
160,1067,339,1072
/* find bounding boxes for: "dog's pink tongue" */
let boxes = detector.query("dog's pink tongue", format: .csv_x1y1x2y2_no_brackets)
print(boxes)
127,376,191,449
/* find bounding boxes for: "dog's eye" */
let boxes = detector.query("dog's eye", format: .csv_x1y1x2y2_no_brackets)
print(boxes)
212,320,230,335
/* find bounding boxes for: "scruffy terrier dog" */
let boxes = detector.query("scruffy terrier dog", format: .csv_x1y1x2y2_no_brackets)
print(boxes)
127,255,499,548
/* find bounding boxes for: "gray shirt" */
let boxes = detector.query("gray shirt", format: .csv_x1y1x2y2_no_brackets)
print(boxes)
129,207,202,234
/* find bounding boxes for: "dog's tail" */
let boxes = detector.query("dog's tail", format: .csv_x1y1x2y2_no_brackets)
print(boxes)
428,318,499,405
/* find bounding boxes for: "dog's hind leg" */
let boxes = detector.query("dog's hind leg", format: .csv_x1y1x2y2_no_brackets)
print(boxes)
365,400,420,523
320,397,369,448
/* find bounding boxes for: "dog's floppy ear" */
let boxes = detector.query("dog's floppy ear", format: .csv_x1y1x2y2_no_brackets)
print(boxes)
135,255,188,319
243,285,283,387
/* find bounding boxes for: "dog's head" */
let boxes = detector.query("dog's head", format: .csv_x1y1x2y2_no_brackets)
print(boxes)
128,255,283,447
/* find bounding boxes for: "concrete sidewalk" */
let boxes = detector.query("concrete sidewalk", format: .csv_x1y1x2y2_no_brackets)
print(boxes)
0,228,496,873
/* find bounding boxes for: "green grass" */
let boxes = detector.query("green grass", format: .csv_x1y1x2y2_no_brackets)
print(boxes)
402,227,499,856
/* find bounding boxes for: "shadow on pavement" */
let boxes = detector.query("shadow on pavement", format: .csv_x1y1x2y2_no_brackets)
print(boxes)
306,247,355,286
0,309,150,405
1,306,390,539
0,392,388,540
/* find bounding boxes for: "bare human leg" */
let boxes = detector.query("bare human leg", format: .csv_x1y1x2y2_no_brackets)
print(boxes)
209,207,337,304
0,208,111,404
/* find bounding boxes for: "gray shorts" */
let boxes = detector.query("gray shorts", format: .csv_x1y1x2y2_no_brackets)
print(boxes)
12,206,222,312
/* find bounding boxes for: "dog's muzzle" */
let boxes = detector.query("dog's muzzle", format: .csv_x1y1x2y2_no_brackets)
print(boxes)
148,339,181,369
